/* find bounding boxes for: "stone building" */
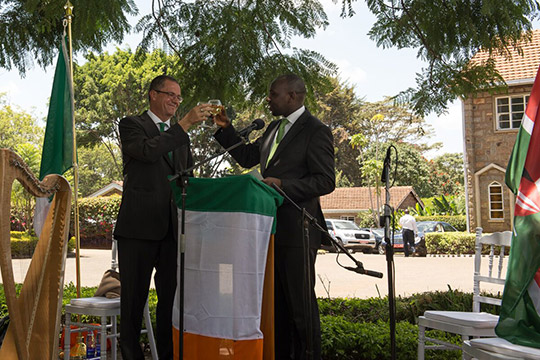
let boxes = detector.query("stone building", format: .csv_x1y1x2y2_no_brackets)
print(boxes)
463,30,540,232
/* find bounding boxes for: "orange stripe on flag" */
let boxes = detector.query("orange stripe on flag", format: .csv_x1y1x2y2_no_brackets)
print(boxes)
173,329,263,360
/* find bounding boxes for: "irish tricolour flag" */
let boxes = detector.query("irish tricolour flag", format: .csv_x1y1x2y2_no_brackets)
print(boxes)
497,64,540,347
171,175,282,359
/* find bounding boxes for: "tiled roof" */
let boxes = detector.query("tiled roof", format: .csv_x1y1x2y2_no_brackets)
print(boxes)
472,29,540,83
320,186,420,210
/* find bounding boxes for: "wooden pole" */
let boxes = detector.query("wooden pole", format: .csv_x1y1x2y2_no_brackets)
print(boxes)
64,0,82,299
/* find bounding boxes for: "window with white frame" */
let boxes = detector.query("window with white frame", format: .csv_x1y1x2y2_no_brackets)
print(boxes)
496,95,530,130
340,216,355,222
488,182,504,220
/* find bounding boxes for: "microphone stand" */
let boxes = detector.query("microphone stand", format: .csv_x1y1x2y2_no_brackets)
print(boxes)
169,136,248,360
381,147,396,360
270,184,383,360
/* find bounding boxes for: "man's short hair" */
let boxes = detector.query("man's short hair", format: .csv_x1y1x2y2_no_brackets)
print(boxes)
274,74,306,94
404,209,410,214
148,75,179,101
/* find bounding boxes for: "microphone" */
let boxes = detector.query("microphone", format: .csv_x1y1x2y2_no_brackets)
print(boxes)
344,265,384,278
237,118,265,138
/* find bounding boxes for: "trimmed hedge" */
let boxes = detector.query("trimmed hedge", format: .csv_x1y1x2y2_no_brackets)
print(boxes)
425,232,476,255
10,231,75,258
73,196,121,249
425,232,510,256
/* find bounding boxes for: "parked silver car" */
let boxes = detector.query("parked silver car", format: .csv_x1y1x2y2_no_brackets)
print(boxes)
325,219,376,253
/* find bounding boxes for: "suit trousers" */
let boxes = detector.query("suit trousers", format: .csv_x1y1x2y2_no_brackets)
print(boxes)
275,245,321,360
117,225,177,360
403,228,415,257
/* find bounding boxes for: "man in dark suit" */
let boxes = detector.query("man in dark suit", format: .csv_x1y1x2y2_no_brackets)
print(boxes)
114,75,210,359
213,74,335,359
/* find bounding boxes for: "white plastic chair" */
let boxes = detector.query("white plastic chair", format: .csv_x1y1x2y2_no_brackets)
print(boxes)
417,227,512,360
63,239,157,359
463,337,540,359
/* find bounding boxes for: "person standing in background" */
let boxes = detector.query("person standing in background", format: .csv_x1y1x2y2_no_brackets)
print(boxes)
399,209,418,257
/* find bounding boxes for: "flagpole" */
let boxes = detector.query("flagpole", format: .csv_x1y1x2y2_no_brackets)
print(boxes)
64,0,82,299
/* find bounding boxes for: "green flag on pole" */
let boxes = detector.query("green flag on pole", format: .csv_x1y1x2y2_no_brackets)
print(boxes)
496,64,540,348
39,35,74,180
34,35,74,235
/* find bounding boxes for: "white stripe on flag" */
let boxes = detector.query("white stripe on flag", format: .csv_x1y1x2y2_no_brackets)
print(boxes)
174,210,273,340
528,275,540,317
517,191,540,212
523,113,535,136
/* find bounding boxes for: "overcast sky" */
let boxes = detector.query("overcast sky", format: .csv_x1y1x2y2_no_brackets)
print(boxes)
0,0,519,158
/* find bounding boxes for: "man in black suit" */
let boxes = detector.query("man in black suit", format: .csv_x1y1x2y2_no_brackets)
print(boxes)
114,75,210,359
213,74,335,359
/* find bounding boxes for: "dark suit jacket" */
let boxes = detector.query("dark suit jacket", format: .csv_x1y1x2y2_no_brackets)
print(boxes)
214,109,335,248
114,111,193,241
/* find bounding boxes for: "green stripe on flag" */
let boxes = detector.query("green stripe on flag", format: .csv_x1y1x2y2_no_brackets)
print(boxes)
171,175,283,217
496,214,540,347
505,125,531,194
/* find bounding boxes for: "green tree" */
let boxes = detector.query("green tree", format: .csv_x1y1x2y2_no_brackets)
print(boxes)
430,152,465,196
77,143,122,197
0,95,43,149
136,0,336,107
3,1,539,118
316,77,364,186
73,48,179,174
341,0,540,115
10,143,42,231
0,0,137,74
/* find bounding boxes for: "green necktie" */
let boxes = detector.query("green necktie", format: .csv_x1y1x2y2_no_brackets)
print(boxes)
266,118,289,166
159,122,173,161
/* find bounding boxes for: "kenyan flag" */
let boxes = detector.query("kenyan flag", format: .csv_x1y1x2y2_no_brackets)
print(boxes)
497,64,540,347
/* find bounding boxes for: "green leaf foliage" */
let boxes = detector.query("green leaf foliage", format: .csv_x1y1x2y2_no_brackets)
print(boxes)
136,0,336,107
74,196,121,248
0,0,137,74
9,231,75,258
425,232,476,255
361,0,540,115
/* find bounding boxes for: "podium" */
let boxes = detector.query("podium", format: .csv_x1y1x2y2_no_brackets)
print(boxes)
171,175,283,360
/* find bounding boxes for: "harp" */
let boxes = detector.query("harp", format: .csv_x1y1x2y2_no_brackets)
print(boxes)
0,149,72,359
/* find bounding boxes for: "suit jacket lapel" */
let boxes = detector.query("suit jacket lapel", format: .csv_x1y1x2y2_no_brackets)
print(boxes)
266,111,309,168
140,111,174,169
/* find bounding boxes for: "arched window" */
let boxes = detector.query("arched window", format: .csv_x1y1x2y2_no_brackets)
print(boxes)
489,182,504,219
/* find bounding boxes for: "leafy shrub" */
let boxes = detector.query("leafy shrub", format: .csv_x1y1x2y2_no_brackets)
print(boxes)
10,231,75,258
415,215,467,231
1,286,498,359
425,232,476,255
320,317,459,360
425,232,508,256
356,210,378,228
74,196,121,248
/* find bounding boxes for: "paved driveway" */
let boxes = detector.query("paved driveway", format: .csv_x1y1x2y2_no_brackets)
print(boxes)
3,249,506,299
315,251,506,299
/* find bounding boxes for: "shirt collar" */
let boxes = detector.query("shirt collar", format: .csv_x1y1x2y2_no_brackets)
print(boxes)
285,105,305,125
148,110,171,129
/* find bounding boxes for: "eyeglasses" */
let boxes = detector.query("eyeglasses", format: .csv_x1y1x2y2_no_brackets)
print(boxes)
153,89,183,103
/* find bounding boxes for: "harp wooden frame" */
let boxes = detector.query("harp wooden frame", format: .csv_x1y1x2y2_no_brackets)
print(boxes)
0,149,72,359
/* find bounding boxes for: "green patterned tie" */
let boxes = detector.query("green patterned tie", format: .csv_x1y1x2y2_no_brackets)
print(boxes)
159,123,172,160
266,118,289,166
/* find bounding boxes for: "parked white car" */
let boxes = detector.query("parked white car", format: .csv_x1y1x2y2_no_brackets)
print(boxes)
325,219,376,253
